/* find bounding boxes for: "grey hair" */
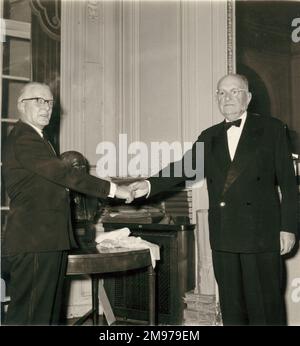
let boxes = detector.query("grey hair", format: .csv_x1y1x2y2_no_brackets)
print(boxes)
218,73,249,90
17,82,52,103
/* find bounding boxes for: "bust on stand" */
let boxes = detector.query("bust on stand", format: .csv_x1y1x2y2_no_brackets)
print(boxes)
60,151,105,320
60,151,104,247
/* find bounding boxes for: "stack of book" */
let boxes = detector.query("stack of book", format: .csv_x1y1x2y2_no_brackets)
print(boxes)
101,205,164,224
163,188,193,223
183,291,217,326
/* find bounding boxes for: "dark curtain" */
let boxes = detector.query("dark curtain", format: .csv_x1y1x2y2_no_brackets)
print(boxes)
30,0,61,153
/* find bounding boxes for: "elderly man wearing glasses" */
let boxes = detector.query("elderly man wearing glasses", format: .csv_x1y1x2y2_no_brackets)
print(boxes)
130,74,298,325
1,82,134,325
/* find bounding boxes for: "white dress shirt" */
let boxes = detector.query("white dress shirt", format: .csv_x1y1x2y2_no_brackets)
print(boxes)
108,182,117,198
226,111,247,161
25,121,44,138
146,112,248,196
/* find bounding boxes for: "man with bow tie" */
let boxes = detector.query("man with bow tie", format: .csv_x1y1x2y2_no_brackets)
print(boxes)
1,82,134,325
130,74,298,325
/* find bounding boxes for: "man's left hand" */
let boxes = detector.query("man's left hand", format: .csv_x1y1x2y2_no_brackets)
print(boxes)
280,231,296,255
129,180,150,199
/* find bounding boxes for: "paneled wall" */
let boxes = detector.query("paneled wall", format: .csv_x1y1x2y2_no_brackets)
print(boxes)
60,0,227,169
60,0,229,318
60,0,228,238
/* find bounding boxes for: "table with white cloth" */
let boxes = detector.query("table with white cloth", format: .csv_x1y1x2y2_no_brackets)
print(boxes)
66,245,156,325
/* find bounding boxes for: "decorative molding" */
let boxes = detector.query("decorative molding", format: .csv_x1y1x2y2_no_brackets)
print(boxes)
227,0,235,74
181,0,199,143
181,0,228,137
60,0,85,153
116,0,123,138
131,0,141,143
176,0,183,144
87,0,99,21
211,0,228,125
100,0,105,144
30,0,61,41
117,0,141,144
101,0,119,145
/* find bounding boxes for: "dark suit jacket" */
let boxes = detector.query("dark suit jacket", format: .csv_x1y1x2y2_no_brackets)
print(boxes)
2,121,111,256
149,113,298,253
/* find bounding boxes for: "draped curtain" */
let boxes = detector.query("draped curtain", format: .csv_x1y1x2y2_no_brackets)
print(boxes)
30,0,61,152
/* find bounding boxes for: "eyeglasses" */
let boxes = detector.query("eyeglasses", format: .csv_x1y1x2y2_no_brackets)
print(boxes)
216,88,248,99
71,163,87,169
21,97,54,107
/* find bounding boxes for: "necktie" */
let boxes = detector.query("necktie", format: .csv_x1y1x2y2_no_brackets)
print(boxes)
224,118,242,131
42,130,57,155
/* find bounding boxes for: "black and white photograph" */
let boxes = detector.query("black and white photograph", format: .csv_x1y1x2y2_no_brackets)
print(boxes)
0,0,299,330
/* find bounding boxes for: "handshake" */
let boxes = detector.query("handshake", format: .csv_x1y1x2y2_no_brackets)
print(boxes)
115,180,150,203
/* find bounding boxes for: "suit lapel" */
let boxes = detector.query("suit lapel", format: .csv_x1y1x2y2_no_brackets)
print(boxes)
222,113,264,195
42,131,57,156
43,138,57,156
18,121,57,157
211,123,231,182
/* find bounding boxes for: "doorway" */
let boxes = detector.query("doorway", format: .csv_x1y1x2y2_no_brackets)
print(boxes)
236,0,300,154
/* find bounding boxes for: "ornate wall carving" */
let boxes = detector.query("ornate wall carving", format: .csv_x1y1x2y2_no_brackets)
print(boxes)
30,0,61,41
87,0,99,20
227,0,235,74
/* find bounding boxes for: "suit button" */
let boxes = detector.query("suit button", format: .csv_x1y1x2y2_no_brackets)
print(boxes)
220,202,226,207
65,188,70,192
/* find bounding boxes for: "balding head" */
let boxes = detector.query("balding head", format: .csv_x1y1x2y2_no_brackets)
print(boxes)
18,82,52,103
217,74,249,91
17,82,54,130
216,74,252,121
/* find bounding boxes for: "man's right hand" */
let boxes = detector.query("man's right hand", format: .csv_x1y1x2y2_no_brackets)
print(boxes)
115,185,135,204
129,180,150,199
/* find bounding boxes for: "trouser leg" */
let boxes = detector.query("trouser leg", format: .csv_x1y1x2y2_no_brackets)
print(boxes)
212,251,248,325
4,251,64,325
50,252,68,325
212,251,284,326
240,252,284,325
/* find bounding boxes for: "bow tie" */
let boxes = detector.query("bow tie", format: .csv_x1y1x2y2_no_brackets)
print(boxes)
224,118,242,131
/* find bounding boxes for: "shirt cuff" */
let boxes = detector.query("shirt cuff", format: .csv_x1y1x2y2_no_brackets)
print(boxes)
108,182,117,198
145,180,151,198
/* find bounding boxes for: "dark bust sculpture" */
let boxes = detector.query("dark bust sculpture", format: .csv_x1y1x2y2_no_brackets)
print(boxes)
60,150,88,172
60,151,102,223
